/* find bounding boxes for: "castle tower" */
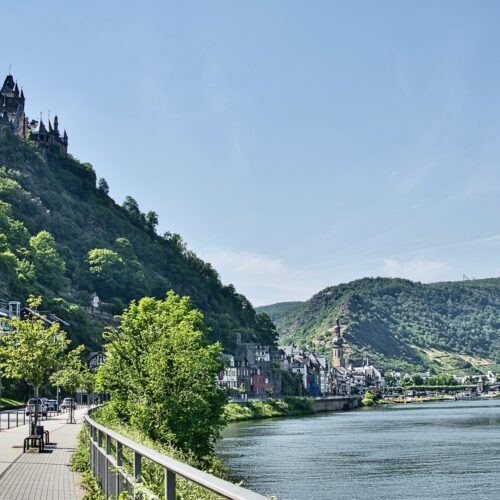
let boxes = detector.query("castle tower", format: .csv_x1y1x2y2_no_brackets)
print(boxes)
0,74,25,121
1,73,69,153
332,318,345,368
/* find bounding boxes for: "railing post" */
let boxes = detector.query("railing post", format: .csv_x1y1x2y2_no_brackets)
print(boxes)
116,442,123,495
89,425,94,473
98,430,103,485
105,434,112,498
134,452,142,498
165,469,176,500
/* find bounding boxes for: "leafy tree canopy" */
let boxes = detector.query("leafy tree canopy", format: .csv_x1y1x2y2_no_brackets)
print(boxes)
97,292,226,461
50,344,93,395
97,177,109,195
30,230,66,292
0,314,69,393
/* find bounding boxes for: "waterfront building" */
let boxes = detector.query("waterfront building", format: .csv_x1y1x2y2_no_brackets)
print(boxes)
350,360,385,389
218,353,252,400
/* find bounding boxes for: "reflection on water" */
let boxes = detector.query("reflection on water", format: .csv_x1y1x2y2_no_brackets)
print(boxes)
217,400,500,500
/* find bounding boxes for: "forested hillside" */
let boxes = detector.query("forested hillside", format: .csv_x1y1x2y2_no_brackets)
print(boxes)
259,277,500,373
0,131,275,349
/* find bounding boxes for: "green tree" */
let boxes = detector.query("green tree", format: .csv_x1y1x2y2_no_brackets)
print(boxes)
29,230,66,292
97,177,109,195
384,372,395,387
122,196,144,225
113,237,149,298
97,292,226,460
50,345,92,423
144,210,159,233
87,248,126,297
255,312,279,346
0,200,30,252
0,313,69,429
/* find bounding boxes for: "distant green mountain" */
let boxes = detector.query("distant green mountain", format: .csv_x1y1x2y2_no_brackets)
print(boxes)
0,131,274,349
257,301,303,323
258,277,500,374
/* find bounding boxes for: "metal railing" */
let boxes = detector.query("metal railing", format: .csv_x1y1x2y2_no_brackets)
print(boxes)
0,408,61,431
0,408,62,431
0,409,26,430
85,412,267,499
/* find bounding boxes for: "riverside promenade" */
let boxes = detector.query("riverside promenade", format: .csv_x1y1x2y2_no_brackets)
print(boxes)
0,409,85,500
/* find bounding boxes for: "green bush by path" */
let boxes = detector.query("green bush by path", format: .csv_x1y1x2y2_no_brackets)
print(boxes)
72,406,228,500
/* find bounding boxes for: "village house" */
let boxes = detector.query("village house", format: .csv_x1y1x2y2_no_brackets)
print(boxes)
218,319,388,400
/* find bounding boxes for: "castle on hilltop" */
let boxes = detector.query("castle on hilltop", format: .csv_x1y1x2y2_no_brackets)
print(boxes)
0,73,68,153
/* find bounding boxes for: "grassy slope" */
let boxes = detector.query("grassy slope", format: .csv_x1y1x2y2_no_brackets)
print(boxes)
262,277,500,374
0,397,24,408
224,397,314,422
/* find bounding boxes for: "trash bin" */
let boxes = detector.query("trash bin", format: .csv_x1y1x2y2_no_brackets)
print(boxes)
36,425,44,436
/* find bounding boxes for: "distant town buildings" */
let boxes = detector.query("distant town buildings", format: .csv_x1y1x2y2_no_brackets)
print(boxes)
218,319,389,400
0,73,69,153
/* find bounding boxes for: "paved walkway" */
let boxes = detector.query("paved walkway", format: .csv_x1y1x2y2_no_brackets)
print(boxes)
0,409,86,499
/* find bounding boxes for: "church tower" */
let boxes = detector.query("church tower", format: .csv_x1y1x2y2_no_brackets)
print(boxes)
332,318,345,368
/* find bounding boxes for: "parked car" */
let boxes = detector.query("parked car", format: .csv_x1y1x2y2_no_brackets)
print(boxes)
46,399,59,412
25,398,48,417
60,397,76,411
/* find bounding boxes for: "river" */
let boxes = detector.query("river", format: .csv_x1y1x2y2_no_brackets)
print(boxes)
217,399,500,499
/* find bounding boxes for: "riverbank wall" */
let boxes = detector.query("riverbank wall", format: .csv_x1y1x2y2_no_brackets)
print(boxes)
225,396,362,422
225,397,314,422
313,396,362,413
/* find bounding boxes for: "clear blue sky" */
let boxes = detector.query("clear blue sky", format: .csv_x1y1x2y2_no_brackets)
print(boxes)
5,1,499,305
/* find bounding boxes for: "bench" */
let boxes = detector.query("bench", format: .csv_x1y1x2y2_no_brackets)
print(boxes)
23,425,50,452
23,435,44,452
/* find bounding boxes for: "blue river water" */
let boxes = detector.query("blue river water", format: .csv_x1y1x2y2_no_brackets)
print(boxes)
217,399,500,500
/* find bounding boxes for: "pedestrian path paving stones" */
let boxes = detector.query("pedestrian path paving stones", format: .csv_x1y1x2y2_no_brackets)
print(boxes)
0,409,86,499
